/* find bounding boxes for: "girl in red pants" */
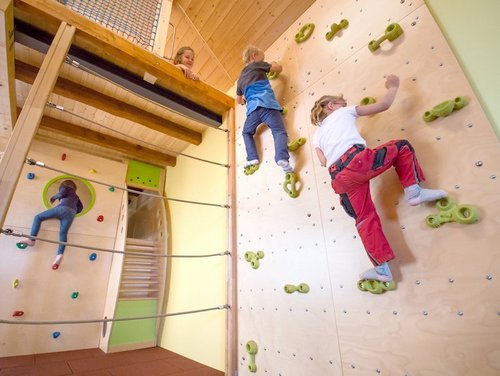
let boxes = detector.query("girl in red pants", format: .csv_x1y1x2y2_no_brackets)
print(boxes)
311,74,447,282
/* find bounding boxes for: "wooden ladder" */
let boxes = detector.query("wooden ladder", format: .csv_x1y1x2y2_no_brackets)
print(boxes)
119,238,163,299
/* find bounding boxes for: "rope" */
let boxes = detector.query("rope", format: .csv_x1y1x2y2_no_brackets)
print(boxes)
46,101,229,168
0,229,230,259
25,158,230,209
0,305,229,325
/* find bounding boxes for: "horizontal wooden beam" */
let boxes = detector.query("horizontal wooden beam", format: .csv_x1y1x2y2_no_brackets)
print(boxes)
32,110,176,167
15,59,202,145
14,0,234,116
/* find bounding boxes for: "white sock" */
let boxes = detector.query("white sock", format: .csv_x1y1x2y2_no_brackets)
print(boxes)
244,159,259,167
360,262,393,282
277,160,293,173
405,184,447,206
52,254,64,270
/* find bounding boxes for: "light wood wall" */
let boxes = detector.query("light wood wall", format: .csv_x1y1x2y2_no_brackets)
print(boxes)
0,140,127,357
235,0,500,375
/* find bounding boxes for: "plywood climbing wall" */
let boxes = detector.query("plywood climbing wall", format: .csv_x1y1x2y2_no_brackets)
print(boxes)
0,140,127,357
235,1,500,375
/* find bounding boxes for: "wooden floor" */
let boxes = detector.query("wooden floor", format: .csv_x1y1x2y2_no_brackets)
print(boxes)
0,347,224,376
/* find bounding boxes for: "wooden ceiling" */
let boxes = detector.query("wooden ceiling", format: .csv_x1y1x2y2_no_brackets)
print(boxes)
0,0,315,167
167,0,316,92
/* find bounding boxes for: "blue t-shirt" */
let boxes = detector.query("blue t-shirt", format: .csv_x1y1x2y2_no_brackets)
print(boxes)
236,61,282,116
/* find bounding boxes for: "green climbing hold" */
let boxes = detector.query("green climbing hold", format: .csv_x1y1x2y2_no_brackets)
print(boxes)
295,23,315,43
283,172,299,198
326,19,349,41
423,96,469,122
360,97,376,106
246,340,258,373
368,23,404,52
287,137,306,151
357,279,396,294
425,198,478,228
244,164,259,176
267,71,280,80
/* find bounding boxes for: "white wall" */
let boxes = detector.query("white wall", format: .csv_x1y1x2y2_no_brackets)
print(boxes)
236,1,500,375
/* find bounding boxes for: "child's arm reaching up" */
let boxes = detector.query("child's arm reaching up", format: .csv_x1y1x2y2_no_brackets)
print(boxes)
316,148,327,167
269,61,283,73
356,74,400,116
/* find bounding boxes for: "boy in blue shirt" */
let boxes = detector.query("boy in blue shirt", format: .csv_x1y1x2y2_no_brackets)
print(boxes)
237,46,292,175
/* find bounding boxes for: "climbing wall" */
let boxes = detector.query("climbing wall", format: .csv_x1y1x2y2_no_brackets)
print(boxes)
0,140,127,357
236,1,500,375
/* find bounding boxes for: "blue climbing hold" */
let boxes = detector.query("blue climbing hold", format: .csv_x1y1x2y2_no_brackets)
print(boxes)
52,331,61,339
27,172,35,180
89,253,97,261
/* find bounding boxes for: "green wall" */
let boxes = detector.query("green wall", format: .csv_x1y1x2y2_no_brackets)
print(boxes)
426,0,500,139
110,300,158,346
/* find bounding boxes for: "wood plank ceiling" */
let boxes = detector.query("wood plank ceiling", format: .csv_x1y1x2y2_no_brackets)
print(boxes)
1,0,315,167
166,0,316,92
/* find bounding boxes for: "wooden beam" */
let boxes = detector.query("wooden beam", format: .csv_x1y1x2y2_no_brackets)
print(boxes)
225,106,237,376
14,0,234,116
0,21,74,228
0,0,16,148
37,113,176,168
15,60,202,145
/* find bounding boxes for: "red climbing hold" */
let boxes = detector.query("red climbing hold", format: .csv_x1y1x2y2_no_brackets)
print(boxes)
12,310,24,317
61,153,67,161
97,215,104,222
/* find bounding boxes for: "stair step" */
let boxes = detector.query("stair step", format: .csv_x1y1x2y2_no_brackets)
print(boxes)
126,238,158,247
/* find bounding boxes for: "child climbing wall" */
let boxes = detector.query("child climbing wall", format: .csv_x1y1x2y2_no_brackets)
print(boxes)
235,0,500,375
0,140,127,357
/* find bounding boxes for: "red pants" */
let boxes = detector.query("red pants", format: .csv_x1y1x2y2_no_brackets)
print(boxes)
329,140,425,265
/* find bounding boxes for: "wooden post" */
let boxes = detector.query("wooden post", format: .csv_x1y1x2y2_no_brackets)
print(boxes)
225,106,237,376
0,21,75,229
0,0,16,149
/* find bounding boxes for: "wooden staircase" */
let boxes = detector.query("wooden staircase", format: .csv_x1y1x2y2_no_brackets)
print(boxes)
119,238,163,299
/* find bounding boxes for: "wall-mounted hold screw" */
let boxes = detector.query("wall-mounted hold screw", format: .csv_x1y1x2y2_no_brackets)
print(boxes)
490,174,496,179
458,311,464,316
454,185,460,189
415,280,421,285
436,136,441,140
351,364,356,369
486,275,493,280
401,225,405,230
376,369,382,374
423,310,428,316
475,161,483,167
366,310,371,315
466,123,474,128
393,310,398,315
448,278,454,283
411,21,416,26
